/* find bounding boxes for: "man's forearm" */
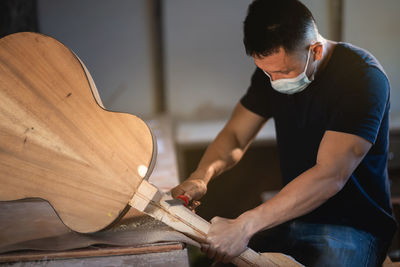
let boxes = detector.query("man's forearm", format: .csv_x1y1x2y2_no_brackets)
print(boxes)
237,164,347,238
238,130,370,238
193,127,249,184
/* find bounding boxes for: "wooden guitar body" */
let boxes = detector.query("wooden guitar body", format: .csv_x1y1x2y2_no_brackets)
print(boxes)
0,32,156,233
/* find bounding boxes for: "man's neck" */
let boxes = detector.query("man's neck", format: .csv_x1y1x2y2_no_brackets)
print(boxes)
316,39,337,77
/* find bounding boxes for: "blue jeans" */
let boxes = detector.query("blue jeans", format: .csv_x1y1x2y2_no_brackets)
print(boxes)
248,221,389,267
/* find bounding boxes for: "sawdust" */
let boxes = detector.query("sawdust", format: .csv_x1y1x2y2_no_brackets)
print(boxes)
110,215,166,232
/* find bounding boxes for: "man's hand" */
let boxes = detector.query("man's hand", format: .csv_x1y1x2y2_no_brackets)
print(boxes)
171,176,207,210
201,216,251,264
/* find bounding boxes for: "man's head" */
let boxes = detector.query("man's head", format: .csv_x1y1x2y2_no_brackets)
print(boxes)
243,0,324,81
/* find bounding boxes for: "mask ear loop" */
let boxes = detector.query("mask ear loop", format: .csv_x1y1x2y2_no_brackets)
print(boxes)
263,69,272,80
308,43,322,81
303,49,312,72
306,47,318,81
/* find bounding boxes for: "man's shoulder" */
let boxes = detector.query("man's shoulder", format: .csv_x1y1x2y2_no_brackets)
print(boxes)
335,42,387,77
329,42,389,91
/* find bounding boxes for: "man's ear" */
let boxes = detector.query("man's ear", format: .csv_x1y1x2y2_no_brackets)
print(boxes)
311,42,324,61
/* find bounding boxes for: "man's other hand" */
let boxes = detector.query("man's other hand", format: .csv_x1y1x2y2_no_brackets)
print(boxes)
201,216,251,264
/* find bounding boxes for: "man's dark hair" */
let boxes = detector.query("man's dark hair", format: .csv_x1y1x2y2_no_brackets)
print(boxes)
243,0,318,57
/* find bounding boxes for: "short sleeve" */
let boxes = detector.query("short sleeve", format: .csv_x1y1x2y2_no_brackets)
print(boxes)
326,67,390,144
240,68,272,118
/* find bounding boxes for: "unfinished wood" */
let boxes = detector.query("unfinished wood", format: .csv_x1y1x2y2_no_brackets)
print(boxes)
146,115,181,191
0,32,156,233
74,52,105,109
130,179,303,267
0,243,184,263
2,248,189,267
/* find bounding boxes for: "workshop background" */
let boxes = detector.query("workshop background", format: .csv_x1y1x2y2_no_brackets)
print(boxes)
1,0,400,265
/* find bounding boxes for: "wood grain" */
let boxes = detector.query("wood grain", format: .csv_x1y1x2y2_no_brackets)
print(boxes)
130,179,303,267
0,32,156,233
0,243,184,263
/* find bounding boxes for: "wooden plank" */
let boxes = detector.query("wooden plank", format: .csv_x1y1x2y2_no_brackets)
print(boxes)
130,179,303,267
0,243,184,263
146,115,181,191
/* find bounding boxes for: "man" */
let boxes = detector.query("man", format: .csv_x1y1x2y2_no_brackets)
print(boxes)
171,0,397,266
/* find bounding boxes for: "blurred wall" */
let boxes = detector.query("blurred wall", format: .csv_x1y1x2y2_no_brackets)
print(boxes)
36,0,400,119
164,0,331,120
37,0,153,117
164,1,253,120
343,0,400,115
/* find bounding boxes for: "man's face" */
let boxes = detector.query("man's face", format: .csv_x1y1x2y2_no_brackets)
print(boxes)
253,46,317,81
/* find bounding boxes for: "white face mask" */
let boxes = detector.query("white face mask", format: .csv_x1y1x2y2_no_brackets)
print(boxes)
263,49,315,95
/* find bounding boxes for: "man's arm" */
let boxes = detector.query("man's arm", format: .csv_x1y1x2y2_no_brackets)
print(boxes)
171,102,268,201
203,130,372,263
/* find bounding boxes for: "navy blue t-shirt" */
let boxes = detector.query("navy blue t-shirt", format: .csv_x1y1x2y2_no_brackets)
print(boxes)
240,42,397,241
